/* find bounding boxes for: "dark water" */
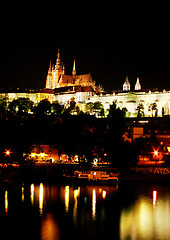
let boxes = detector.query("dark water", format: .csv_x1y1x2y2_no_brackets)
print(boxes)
1,182,170,240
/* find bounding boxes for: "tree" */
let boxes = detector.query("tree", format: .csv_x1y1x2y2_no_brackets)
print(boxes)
93,101,104,117
85,102,94,114
51,101,64,115
136,103,144,118
85,101,104,117
121,107,128,117
0,97,8,115
9,98,34,114
148,103,157,117
107,101,117,117
34,99,51,115
63,98,80,115
107,101,126,163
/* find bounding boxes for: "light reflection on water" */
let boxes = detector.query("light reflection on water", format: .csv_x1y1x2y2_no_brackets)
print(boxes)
41,213,60,240
1,183,170,239
120,186,170,240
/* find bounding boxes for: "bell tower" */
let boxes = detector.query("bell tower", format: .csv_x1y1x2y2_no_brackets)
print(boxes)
45,49,65,89
72,59,76,77
123,76,130,91
135,77,141,90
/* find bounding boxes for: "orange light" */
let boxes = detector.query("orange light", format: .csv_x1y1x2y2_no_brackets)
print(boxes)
153,190,157,207
4,149,11,157
102,190,106,199
154,150,158,156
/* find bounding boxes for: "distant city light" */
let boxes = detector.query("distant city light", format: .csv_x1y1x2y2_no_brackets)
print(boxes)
154,150,158,156
102,190,107,199
4,149,11,157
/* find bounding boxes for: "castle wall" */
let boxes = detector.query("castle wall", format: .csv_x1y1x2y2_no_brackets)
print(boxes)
0,89,170,117
87,90,170,117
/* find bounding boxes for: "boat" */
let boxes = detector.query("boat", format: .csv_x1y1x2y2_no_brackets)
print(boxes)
74,170,119,182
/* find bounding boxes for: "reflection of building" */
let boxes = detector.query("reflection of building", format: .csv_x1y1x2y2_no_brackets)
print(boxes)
120,191,170,240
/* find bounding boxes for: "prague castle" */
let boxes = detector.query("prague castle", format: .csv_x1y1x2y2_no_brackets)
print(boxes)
46,49,97,90
0,50,170,117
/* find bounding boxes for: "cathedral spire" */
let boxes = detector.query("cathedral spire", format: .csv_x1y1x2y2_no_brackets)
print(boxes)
135,77,141,90
57,49,60,59
49,60,51,71
56,49,61,65
72,59,76,77
123,76,130,91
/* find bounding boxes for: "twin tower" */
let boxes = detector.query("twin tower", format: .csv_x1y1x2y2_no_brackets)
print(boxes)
123,76,141,91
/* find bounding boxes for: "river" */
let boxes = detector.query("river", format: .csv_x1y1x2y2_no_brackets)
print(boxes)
0,181,170,240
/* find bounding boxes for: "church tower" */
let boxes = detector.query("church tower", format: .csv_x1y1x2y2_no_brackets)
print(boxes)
45,61,53,89
135,77,141,90
72,59,76,77
123,76,130,91
45,49,65,89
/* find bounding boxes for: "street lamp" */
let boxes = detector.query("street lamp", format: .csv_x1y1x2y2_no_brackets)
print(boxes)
4,149,11,157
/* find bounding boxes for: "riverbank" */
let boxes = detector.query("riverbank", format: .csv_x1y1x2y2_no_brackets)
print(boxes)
2,163,170,185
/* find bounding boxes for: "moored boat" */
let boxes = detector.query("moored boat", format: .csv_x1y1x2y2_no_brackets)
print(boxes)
74,170,119,182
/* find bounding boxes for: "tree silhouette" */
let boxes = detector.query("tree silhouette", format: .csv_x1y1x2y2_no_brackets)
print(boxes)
136,103,144,118
148,103,157,117
9,98,34,114
51,101,64,115
34,99,51,115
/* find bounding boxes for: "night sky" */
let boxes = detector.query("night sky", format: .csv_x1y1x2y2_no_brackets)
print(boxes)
1,2,170,91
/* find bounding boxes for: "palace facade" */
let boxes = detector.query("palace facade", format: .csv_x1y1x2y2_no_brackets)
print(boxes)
0,50,170,117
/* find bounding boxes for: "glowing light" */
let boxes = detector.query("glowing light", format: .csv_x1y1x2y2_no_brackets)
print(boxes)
65,186,69,213
30,184,34,205
41,213,60,240
22,184,24,202
153,190,157,207
120,192,170,240
4,149,11,157
73,188,80,222
93,158,98,166
39,183,44,215
92,188,96,219
102,190,107,199
40,153,45,158
5,191,8,214
154,150,158,156
74,188,79,200
31,153,36,157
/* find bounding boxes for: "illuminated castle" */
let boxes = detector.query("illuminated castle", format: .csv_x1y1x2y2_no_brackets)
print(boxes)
0,50,170,117
46,49,98,90
89,76,170,117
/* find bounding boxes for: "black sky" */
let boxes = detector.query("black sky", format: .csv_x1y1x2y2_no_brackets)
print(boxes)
1,2,170,91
